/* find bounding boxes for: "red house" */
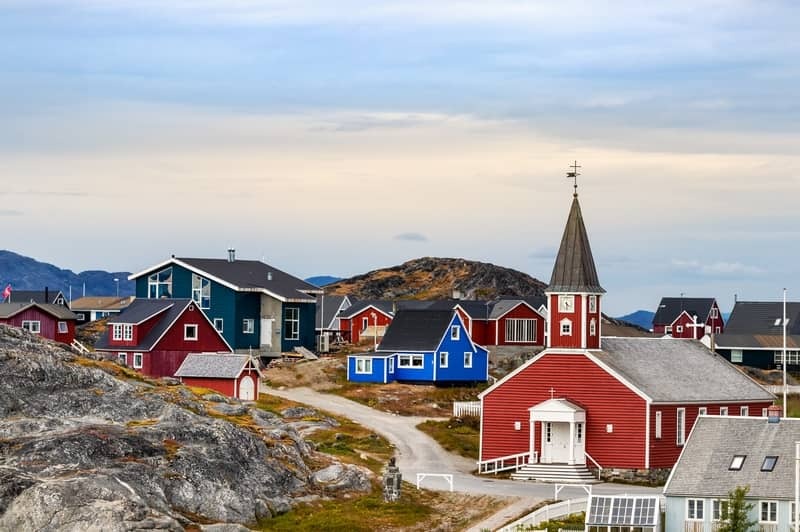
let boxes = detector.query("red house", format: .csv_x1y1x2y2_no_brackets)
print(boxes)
652,297,724,339
94,298,232,378
337,300,394,344
0,302,77,344
478,188,773,481
456,298,547,347
175,353,262,400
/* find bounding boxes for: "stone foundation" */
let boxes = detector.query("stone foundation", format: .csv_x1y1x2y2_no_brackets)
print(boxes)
598,466,671,486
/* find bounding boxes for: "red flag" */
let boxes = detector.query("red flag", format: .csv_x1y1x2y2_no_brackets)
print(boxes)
2,284,11,301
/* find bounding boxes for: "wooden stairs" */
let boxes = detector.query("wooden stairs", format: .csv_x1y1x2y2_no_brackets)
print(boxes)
510,463,599,483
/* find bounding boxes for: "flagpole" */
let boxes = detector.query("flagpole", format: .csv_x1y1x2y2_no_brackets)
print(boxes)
784,287,788,418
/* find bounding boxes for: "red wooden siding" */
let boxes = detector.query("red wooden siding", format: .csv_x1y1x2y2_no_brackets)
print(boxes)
180,376,236,397
345,308,393,344
548,295,585,349
495,304,546,347
0,308,75,344
481,353,648,469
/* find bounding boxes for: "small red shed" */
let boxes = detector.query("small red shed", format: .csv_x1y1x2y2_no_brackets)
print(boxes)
0,302,77,344
175,353,263,400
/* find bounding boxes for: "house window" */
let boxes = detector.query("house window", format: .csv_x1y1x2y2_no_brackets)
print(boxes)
451,325,459,340
191,274,211,309
676,408,686,446
243,319,254,334
576,422,583,443
362,317,369,331
589,295,597,313
762,407,768,417
388,357,394,373
676,325,684,334
147,267,172,298
439,352,448,368
123,324,133,341
560,318,572,336
655,411,662,439
213,318,223,333
715,326,721,334
133,353,143,369
355,357,372,374
464,351,473,368
545,422,552,443
55,296,64,305
117,352,127,365
761,456,778,472
112,323,124,340
687,499,704,521
505,319,536,342
720,406,729,416
76,313,85,320
57,321,68,333
184,324,198,340
22,320,41,334
731,349,743,363
729,455,746,470
713,500,729,521
711,307,718,319
698,407,707,417
589,318,596,336
740,406,749,416
664,325,672,335
398,354,424,368
285,307,299,340
760,501,778,523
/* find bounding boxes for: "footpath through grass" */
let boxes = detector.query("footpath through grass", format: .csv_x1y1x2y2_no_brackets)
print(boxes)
416,416,480,460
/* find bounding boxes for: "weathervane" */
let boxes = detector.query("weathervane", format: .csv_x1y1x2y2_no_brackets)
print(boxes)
566,160,581,197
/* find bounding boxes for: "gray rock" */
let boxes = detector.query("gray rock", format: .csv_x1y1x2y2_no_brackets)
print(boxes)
199,525,252,532
211,403,249,416
161,377,181,386
280,406,318,419
312,464,373,493
202,393,229,403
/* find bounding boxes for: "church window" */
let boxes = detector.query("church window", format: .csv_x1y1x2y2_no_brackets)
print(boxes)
589,295,597,313
589,318,596,336
560,318,572,336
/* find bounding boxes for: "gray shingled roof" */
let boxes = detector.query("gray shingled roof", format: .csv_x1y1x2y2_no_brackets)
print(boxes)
726,301,800,335
665,416,800,499
174,354,253,378
95,299,200,352
0,302,77,320
489,299,543,319
316,295,350,329
8,290,65,305
594,338,773,403
715,332,800,349
652,297,716,326
548,195,605,293
377,309,455,352
338,300,395,318
106,299,174,325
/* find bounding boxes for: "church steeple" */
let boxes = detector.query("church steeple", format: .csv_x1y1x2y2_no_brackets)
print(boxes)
546,164,604,350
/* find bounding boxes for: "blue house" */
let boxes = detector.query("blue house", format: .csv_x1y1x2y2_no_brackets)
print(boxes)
128,250,321,352
347,309,489,384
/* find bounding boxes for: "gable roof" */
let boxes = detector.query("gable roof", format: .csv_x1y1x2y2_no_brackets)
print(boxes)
106,299,174,325
8,290,65,305
725,300,800,335
316,295,350,329
377,309,455,352
338,300,395,319
547,195,605,293
652,297,716,326
489,299,543,319
0,302,77,320
592,338,773,403
129,257,320,303
175,354,260,379
665,416,800,499
69,296,134,312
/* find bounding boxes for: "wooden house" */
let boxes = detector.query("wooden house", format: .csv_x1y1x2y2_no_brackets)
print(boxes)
0,302,77,344
652,297,724,339
337,300,394,345
128,251,321,353
174,353,262,400
94,298,232,378
478,190,773,481
316,294,352,345
69,296,135,324
347,309,489,384
664,410,799,531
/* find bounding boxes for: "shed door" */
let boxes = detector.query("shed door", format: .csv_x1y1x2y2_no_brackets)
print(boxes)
260,318,272,347
240,376,255,400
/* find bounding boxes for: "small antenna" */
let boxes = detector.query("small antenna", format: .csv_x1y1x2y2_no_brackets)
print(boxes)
566,160,581,197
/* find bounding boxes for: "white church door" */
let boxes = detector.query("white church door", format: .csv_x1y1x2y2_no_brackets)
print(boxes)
239,376,255,401
542,422,571,463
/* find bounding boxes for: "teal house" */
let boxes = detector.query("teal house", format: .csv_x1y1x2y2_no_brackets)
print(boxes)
129,250,321,352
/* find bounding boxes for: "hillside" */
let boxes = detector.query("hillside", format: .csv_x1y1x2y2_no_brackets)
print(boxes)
616,310,654,331
0,250,134,297
325,257,547,300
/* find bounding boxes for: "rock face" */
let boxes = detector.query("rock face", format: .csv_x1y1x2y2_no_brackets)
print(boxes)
0,326,372,530
326,256,547,300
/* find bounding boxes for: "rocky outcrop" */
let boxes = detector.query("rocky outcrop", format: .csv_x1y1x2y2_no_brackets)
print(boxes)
326,257,546,300
0,326,372,530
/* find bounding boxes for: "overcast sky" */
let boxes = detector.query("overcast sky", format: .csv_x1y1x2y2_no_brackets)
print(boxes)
2,1,799,315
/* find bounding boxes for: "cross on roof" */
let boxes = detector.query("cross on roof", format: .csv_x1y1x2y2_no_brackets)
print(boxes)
566,161,581,197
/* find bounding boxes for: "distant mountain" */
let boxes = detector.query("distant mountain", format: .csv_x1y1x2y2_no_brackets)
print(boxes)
0,250,134,299
325,257,546,300
615,310,654,331
305,275,342,287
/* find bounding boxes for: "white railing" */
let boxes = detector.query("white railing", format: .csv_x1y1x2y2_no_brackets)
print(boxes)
477,451,535,474
415,473,453,491
764,384,800,394
71,339,90,355
585,452,603,479
499,497,587,531
453,401,481,417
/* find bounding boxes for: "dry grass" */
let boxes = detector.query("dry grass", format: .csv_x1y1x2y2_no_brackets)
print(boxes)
416,416,480,459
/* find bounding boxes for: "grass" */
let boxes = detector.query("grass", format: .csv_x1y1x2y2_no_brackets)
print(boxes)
257,486,434,531
416,416,480,460
775,393,800,417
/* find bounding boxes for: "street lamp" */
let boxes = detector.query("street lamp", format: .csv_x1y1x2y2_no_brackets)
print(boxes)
370,311,378,351
114,278,119,298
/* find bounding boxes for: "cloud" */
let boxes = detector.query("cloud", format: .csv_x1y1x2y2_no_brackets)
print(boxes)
394,232,428,242
529,248,556,260
0,209,23,216
671,259,765,276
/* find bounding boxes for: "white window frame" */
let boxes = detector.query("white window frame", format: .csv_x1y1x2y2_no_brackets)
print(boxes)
715,326,721,334
655,411,662,439
147,267,172,299
355,357,372,374
22,320,41,334
388,357,394,373
677,408,686,446
505,318,537,343
576,422,583,443
57,321,68,333
711,307,719,319
676,325,684,334
588,295,597,313
589,318,596,336
112,323,124,341
133,353,143,369
713,499,729,521
664,325,672,335
560,318,572,336
762,407,768,417
439,351,448,368
398,354,424,368
362,316,369,331
740,406,749,416
76,313,85,320
191,273,211,309
687,499,704,521
117,352,127,365
545,422,552,443
243,319,255,334
184,324,198,341
284,307,300,340
731,349,743,363
450,325,459,341
464,351,473,368
213,318,223,333
720,406,729,416
123,324,133,341
760,500,778,524
698,407,707,417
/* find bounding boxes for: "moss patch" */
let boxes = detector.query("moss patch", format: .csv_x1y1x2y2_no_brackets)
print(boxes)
416,416,480,459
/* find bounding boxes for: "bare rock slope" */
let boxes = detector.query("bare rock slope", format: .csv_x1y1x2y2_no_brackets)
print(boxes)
0,326,371,531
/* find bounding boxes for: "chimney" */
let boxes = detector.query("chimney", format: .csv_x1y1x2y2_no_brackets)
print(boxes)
44,286,49,303
227,248,235,263
267,271,273,281
767,404,782,423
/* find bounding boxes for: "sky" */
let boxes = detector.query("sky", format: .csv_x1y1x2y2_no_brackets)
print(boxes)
2,1,799,315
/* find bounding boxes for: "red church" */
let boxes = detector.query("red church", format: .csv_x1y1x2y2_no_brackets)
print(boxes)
478,181,774,482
